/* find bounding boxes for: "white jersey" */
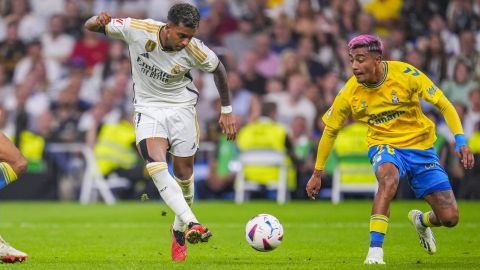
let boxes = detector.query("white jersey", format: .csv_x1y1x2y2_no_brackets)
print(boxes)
105,17,219,111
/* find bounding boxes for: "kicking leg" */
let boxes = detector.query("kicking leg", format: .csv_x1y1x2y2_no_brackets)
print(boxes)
365,162,400,265
138,138,198,225
408,190,458,255
172,155,211,245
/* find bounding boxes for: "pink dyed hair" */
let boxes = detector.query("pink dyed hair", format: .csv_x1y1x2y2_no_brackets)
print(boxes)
347,35,384,54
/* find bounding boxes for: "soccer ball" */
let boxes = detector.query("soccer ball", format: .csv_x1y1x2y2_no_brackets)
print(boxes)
245,214,284,251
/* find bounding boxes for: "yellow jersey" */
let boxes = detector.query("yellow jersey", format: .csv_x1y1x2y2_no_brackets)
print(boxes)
323,61,448,150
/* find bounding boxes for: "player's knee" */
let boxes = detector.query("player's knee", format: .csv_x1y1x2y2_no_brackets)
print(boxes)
13,156,28,176
175,170,193,180
440,212,459,227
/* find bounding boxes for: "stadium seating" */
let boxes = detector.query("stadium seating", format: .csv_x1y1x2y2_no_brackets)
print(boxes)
234,150,288,204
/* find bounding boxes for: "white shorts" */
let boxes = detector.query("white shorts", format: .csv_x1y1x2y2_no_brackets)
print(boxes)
134,107,199,157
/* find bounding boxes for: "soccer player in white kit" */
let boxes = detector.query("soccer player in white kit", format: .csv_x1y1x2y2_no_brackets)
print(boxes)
84,3,237,262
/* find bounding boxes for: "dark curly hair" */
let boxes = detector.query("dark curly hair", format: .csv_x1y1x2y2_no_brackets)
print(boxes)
168,3,200,29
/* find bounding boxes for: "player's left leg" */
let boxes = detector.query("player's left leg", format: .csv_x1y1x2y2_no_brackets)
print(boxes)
407,147,455,255
408,190,458,254
172,155,211,245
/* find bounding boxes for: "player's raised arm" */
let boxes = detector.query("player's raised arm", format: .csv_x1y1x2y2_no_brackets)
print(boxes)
84,11,112,33
213,61,237,141
417,70,475,169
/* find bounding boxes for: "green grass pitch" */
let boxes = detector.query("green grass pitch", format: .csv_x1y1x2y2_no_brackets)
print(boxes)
0,201,479,269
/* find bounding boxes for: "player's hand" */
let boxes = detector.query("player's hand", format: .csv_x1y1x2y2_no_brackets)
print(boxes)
218,113,237,141
306,170,322,200
96,11,112,26
456,145,475,169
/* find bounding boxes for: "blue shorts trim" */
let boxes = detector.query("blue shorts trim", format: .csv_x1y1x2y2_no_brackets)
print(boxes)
368,145,451,198
422,181,452,198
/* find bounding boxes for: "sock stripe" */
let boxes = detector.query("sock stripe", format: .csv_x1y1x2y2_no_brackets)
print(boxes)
370,214,389,234
0,162,17,186
146,162,168,175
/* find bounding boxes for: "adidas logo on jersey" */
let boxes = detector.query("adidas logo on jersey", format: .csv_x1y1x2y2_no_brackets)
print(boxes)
140,52,149,58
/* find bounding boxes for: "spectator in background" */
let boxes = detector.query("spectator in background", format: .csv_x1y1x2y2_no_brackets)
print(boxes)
464,88,480,138
296,36,327,81
227,70,260,126
208,0,238,44
424,34,449,84
13,40,62,87
0,21,26,82
446,0,478,34
278,49,309,83
4,0,45,42
41,14,75,65
338,0,361,39
318,71,342,109
450,30,480,80
239,50,266,96
254,33,280,79
363,0,403,36
427,14,459,56
70,29,109,74
96,40,128,80
441,60,478,107
223,15,256,63
63,0,85,40
265,73,316,130
355,12,375,37
387,28,409,61
271,13,296,54
0,64,14,105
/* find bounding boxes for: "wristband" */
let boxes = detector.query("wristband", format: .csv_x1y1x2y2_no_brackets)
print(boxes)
221,105,233,114
454,134,467,153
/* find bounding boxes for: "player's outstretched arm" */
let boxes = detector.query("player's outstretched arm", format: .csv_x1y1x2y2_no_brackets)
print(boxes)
306,126,339,200
433,95,475,169
84,11,112,33
213,61,237,141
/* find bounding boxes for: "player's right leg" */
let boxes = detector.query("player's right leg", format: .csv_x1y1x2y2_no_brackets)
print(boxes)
137,137,199,226
364,145,404,265
0,132,27,189
0,235,28,263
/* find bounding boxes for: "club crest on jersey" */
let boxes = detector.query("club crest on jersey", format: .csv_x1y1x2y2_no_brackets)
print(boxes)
145,40,157,52
391,90,399,104
361,101,368,109
171,64,181,74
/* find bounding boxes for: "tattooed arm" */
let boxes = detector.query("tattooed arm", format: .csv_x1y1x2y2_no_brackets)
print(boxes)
212,61,237,140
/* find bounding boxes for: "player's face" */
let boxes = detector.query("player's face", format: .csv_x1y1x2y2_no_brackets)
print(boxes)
349,47,382,83
166,24,196,51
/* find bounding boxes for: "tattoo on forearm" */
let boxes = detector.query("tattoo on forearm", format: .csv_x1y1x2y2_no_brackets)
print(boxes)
213,62,231,106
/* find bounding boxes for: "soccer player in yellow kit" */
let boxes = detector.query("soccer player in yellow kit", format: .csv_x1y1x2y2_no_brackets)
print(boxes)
306,35,475,264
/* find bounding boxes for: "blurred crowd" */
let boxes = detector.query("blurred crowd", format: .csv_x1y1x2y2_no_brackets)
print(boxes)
0,0,479,201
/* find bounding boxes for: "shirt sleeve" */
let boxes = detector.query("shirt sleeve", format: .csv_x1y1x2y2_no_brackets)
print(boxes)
414,67,443,104
322,89,352,130
105,17,131,42
414,66,464,135
186,40,220,73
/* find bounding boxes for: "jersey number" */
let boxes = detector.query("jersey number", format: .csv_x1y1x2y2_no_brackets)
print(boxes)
377,145,395,155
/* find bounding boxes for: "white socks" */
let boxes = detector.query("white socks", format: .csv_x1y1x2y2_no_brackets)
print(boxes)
173,175,195,231
146,162,197,226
